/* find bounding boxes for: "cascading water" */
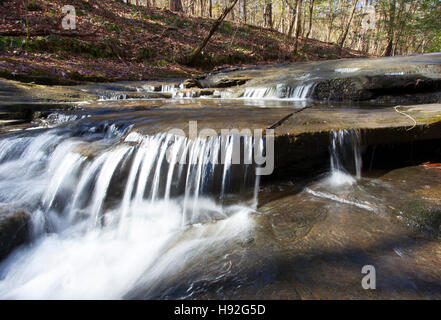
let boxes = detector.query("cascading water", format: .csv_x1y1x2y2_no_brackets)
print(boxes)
242,82,315,100
0,122,262,299
305,129,372,211
328,129,362,186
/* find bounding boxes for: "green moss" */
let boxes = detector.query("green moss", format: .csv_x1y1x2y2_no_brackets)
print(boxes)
220,21,233,34
27,0,42,11
0,69,12,78
102,22,122,34
403,200,441,237
28,68,52,77
136,48,155,62
15,36,117,58
69,71,108,82
156,59,168,67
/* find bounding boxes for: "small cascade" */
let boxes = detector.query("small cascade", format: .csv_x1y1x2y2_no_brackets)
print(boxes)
137,84,179,95
328,129,362,186
98,92,128,101
286,82,315,100
38,113,91,128
242,82,314,100
334,68,360,73
0,124,261,298
0,126,262,230
158,84,179,97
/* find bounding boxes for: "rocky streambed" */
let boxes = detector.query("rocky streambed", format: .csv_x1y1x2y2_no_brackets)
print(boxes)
0,53,440,299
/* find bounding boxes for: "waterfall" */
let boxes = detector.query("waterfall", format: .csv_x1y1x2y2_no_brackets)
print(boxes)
328,129,362,186
0,128,261,228
0,126,260,298
242,82,314,100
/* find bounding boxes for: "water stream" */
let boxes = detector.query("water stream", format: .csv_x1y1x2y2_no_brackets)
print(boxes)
0,121,263,299
1,55,440,298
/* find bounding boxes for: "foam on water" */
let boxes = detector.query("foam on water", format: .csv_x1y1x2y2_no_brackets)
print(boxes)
0,124,260,299
327,129,362,186
242,82,315,100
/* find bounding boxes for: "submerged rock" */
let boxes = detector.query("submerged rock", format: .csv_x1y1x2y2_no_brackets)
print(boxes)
0,206,30,261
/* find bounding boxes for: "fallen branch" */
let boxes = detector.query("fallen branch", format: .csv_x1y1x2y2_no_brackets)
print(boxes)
185,0,240,65
265,106,311,131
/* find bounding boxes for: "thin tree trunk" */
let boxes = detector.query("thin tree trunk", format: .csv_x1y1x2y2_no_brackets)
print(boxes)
326,0,334,43
304,0,315,41
287,0,299,38
383,0,396,56
170,0,183,11
242,0,247,23
301,0,315,52
264,0,273,28
339,0,359,48
293,0,303,54
186,0,240,65
23,0,29,44
200,0,204,16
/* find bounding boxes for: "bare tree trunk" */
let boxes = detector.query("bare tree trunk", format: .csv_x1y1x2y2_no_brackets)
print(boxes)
170,0,183,11
287,0,299,38
186,0,240,65
339,0,358,48
209,0,212,17
23,0,29,44
383,0,396,56
200,0,204,16
264,0,273,28
293,0,303,54
304,0,315,40
301,0,315,52
326,0,334,43
242,0,247,23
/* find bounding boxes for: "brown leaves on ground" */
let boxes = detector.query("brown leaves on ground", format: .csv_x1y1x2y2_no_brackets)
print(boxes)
422,162,441,171
0,0,368,83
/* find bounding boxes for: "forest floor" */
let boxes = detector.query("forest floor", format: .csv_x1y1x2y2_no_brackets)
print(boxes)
0,0,368,84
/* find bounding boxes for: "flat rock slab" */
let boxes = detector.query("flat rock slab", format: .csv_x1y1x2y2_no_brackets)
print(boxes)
80,101,441,137
276,104,441,135
249,165,441,299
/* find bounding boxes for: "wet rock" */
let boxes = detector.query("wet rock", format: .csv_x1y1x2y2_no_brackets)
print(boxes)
200,53,441,104
180,78,202,89
175,88,215,98
199,77,250,88
259,196,327,246
312,77,371,101
0,206,30,261
312,75,441,102
251,173,441,299
379,166,441,239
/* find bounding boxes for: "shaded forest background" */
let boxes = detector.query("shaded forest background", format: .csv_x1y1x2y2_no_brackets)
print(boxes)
123,0,440,56
0,0,439,83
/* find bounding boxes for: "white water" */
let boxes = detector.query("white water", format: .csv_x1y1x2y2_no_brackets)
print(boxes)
305,129,371,211
305,188,375,212
334,68,360,73
0,126,260,299
242,82,315,100
327,129,362,186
